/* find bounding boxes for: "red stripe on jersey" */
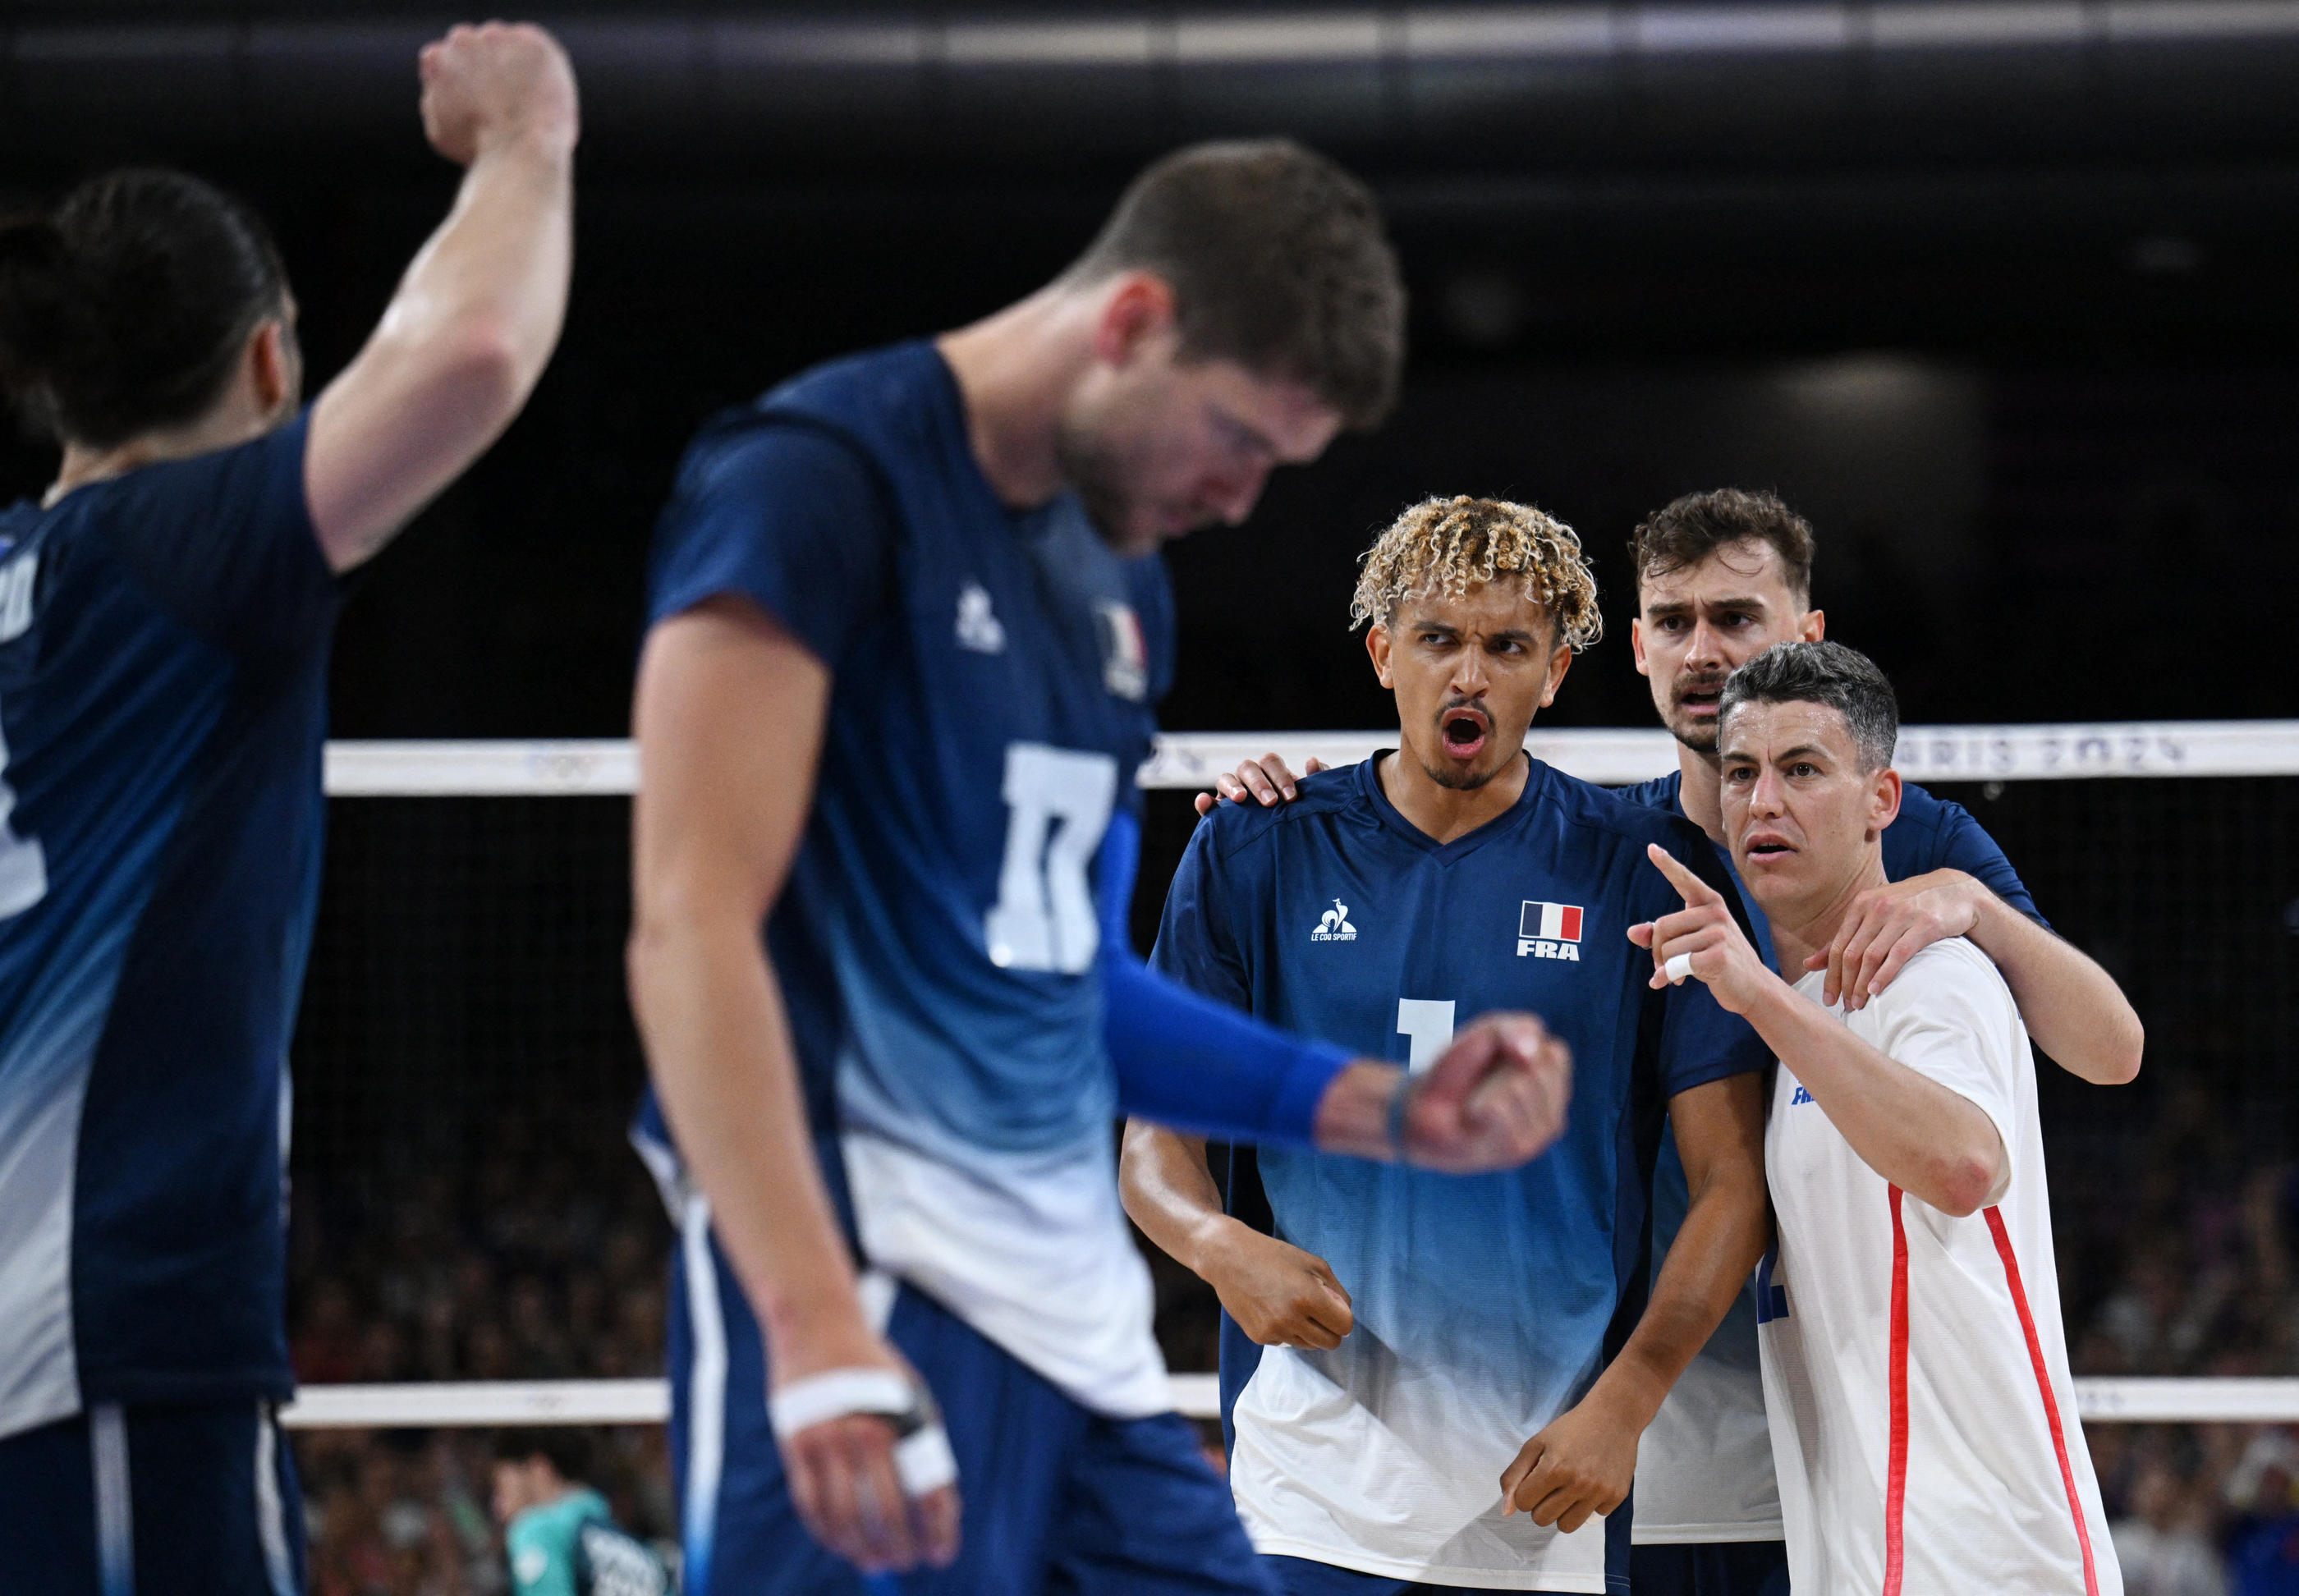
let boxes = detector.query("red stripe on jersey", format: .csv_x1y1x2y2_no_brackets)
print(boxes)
1884,1185,1909,1596
1985,1206,2102,1596
1558,905,1583,942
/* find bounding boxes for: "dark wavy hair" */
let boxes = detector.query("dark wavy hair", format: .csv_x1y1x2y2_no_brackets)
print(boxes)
1627,488,1817,603
0,168,288,448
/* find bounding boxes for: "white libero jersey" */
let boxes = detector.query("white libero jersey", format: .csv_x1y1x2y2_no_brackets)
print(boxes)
1759,940,2119,1596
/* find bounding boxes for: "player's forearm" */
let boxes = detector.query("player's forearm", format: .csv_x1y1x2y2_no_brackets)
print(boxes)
1746,981,2006,1217
391,131,575,396
1595,1093,1769,1426
307,135,573,570
627,911,870,1356
1967,892,2143,1085
1117,1121,1237,1277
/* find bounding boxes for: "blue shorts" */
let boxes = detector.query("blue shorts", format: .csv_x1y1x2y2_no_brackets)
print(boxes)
668,1212,1272,1596
1628,1542,1790,1596
1260,1554,1507,1595
0,1399,305,1596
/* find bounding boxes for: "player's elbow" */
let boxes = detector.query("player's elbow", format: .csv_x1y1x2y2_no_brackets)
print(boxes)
1925,1144,2004,1219
433,316,531,427
2102,1012,2145,1085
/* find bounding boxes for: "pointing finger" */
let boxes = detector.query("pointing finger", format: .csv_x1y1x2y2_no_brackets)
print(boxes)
1644,842,1723,908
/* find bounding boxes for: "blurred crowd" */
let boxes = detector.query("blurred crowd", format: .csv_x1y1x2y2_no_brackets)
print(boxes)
287,1108,677,1595
288,1080,2299,1594
2067,1081,2299,1596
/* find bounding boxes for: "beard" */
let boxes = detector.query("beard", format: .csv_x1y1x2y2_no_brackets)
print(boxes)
1668,675,1728,754
1053,414,1150,554
1415,749,1504,791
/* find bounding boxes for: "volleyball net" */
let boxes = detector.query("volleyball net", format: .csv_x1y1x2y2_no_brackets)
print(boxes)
285,722,2299,1438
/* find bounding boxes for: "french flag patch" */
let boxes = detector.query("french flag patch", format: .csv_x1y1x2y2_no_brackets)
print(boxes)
1517,901,1585,961
1519,901,1584,942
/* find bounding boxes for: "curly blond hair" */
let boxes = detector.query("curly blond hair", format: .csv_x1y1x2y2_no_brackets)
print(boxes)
1350,495,1603,649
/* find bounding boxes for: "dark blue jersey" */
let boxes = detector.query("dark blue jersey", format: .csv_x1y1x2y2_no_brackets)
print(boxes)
634,342,1348,1415
0,416,340,1435
1156,755,1768,1583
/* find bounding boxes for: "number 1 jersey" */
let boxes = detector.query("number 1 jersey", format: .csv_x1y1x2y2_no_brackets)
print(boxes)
1155,758,1769,1591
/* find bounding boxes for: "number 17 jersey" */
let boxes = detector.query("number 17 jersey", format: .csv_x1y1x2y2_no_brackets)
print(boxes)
638,341,1178,1415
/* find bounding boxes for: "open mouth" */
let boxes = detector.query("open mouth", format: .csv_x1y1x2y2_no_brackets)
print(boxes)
1440,708,1489,760
1677,682,1724,718
1744,832,1796,860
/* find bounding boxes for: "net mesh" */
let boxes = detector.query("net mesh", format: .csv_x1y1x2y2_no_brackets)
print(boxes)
285,741,2299,1584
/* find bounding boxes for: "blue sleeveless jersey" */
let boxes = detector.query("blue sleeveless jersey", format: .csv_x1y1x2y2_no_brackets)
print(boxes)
637,342,1205,1412
0,416,338,1436
1157,757,1767,1585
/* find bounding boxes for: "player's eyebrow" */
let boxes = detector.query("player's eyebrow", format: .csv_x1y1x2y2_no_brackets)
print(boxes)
1773,743,1830,764
1642,594,1772,618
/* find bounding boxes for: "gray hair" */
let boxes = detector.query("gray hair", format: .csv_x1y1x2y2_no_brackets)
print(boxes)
1717,641,1899,772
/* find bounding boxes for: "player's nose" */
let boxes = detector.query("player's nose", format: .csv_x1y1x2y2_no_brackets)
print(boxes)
1685,618,1727,667
1203,463,1269,527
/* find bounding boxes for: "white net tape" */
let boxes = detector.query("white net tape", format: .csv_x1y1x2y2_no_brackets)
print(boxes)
324,720,2299,796
279,1375,2299,1428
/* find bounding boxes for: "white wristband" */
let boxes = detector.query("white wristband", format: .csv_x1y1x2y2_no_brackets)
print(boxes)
769,1367,960,1500
1665,952,1695,985
769,1369,913,1440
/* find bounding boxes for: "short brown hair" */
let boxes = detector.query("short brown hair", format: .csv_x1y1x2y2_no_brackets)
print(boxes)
1628,488,1816,603
1351,495,1603,649
1062,140,1405,429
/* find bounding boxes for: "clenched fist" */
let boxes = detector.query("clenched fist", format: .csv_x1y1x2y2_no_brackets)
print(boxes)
1200,1224,1354,1350
1396,1012,1573,1173
419,21,580,166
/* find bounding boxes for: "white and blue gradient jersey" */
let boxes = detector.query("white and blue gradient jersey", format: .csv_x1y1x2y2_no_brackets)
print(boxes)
1617,766,2050,1544
0,416,340,1439
632,342,1348,1416
1158,758,1769,1593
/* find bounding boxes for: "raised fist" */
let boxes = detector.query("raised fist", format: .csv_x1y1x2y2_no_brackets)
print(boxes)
419,22,580,166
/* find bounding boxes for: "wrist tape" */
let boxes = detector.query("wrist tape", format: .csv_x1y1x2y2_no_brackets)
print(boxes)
769,1369,958,1497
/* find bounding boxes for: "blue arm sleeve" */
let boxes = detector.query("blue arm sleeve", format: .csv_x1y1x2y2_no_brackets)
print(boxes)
645,415,893,664
1103,951,1352,1147
1101,812,1351,1145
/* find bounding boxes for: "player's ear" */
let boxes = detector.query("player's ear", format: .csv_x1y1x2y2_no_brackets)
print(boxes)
1870,765,1902,832
248,317,297,416
1801,608,1825,643
1629,613,1650,676
1366,622,1393,688
1091,272,1179,367
1540,642,1572,708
